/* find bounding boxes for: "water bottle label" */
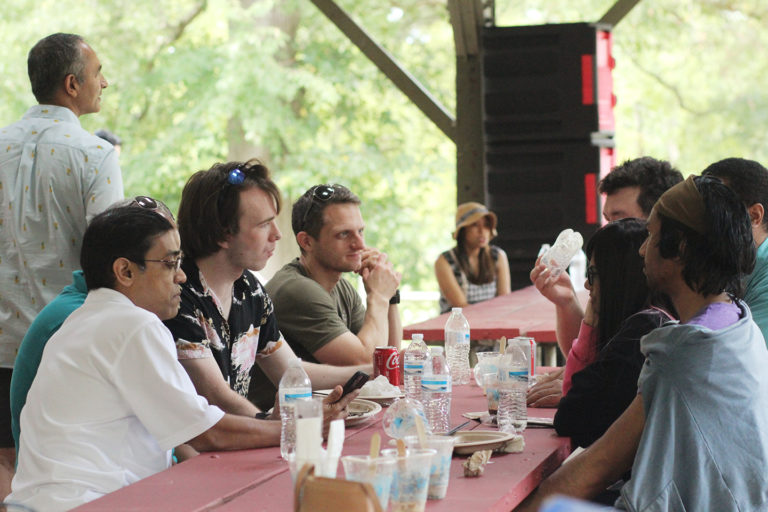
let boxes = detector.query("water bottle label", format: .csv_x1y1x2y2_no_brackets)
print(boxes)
508,370,528,383
421,378,451,392
458,332,470,345
404,362,424,375
283,391,312,402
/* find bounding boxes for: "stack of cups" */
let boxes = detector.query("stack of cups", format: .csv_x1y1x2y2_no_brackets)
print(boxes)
381,448,436,512
403,435,456,500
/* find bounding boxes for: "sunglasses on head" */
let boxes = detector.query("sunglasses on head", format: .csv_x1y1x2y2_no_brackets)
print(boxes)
300,185,335,231
132,195,158,210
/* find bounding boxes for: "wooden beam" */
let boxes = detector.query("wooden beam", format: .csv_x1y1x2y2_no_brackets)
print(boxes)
449,0,486,204
598,0,643,27
309,0,456,142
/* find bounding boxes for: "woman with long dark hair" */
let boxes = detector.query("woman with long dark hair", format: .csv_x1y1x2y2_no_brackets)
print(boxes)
435,202,511,314
530,218,675,447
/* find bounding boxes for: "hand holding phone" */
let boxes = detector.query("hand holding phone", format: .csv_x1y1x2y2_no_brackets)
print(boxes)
338,371,370,402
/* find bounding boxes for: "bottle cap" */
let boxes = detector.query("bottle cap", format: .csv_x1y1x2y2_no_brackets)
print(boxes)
451,307,462,313
412,333,424,341
430,346,444,355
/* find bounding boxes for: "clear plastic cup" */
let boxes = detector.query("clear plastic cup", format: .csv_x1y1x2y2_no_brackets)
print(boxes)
484,373,500,416
341,455,397,510
403,435,456,499
382,397,430,439
473,351,501,387
381,448,436,512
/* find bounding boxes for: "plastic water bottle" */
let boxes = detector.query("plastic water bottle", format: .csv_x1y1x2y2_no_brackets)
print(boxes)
403,333,429,403
278,358,312,460
444,307,470,385
497,343,528,433
541,229,583,280
421,346,452,433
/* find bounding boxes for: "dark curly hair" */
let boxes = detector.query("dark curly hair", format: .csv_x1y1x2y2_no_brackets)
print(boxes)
599,157,683,217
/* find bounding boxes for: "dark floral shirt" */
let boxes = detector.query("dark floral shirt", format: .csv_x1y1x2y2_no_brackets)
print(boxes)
164,258,283,397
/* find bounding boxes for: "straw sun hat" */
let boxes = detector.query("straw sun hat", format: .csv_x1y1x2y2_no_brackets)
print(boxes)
452,202,498,240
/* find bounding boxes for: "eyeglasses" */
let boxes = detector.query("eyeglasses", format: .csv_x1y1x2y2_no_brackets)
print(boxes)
587,266,599,286
300,185,335,231
141,254,184,272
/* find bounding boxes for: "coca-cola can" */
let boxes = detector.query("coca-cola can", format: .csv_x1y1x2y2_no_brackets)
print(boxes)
373,346,401,386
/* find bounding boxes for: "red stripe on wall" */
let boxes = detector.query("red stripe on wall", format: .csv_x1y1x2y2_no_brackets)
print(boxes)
585,173,597,224
581,54,594,105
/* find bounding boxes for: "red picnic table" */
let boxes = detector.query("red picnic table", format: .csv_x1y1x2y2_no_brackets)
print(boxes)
403,286,588,366
73,384,572,512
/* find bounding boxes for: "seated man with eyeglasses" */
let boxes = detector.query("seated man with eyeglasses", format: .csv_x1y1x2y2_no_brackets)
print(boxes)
13,202,351,511
9,196,173,457
256,184,401,408
164,161,370,417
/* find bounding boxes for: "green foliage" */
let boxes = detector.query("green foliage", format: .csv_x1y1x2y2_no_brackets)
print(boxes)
3,0,768,324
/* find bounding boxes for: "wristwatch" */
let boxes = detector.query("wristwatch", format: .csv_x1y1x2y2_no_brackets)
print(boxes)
389,289,400,305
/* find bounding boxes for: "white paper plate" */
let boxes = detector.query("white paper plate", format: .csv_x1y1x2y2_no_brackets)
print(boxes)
345,398,382,426
452,431,517,455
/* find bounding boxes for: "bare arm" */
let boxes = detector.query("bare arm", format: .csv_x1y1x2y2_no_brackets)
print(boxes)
495,249,512,296
180,357,260,416
256,339,373,390
187,414,281,451
516,394,645,511
530,257,584,356
187,386,356,452
435,253,468,308
387,303,402,349
312,250,401,365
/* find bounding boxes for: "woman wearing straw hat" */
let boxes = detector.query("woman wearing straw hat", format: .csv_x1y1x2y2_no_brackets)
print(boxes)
435,202,511,315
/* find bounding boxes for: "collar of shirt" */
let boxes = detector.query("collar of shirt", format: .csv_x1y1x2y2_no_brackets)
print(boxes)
23,104,80,126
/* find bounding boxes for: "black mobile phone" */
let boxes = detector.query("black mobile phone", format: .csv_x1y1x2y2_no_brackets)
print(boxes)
339,371,370,400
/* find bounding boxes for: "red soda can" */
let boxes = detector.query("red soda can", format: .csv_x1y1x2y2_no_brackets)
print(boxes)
373,346,401,386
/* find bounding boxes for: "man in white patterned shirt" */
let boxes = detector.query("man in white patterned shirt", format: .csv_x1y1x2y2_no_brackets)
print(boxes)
0,32,123,496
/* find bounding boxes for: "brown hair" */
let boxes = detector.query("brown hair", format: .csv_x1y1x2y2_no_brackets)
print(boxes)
291,184,360,240
178,159,281,260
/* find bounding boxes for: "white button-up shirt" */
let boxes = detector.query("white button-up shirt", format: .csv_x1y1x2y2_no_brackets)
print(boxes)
0,105,124,367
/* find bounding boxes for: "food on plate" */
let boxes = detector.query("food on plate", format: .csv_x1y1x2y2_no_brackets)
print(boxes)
359,375,401,397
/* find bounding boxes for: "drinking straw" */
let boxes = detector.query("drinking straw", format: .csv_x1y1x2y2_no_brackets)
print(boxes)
369,432,381,459
415,415,428,449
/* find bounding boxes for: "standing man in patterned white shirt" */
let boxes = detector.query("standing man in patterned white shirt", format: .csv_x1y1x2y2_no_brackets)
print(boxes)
0,32,123,496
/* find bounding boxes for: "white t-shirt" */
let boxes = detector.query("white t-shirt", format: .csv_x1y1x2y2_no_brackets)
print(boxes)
9,288,224,512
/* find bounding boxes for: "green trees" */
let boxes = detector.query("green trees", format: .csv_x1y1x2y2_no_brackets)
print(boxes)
2,0,767,322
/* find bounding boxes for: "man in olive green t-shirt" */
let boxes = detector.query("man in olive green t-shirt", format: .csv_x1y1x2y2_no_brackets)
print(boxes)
266,184,402,367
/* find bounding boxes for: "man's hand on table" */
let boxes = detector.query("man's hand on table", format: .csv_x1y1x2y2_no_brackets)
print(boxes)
321,385,358,438
527,368,564,408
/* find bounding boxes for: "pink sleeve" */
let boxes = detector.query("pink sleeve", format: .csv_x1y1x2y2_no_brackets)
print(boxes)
561,322,598,396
